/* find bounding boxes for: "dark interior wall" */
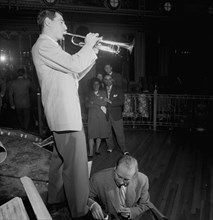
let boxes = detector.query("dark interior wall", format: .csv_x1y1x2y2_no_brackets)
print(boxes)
1,1,213,94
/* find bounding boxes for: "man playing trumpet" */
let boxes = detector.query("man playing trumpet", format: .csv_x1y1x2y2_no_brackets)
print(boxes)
32,9,101,220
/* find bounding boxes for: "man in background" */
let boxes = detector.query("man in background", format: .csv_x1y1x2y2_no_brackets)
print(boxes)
0,69,6,117
104,64,123,90
9,68,32,130
103,74,128,155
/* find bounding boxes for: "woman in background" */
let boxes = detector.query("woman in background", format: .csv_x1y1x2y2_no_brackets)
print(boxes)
96,73,105,89
85,77,109,158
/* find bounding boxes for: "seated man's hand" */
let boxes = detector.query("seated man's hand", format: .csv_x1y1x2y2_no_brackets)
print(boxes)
118,206,131,218
91,202,105,219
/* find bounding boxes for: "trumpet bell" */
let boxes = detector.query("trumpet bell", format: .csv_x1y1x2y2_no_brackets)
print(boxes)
124,39,135,54
98,39,135,54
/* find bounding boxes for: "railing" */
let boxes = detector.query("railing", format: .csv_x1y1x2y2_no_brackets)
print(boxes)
121,91,213,131
122,93,153,129
37,90,213,135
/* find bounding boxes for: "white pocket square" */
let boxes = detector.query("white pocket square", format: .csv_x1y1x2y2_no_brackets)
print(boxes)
113,94,118,97
100,106,107,114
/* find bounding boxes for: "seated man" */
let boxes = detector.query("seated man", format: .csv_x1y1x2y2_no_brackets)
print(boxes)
88,155,167,220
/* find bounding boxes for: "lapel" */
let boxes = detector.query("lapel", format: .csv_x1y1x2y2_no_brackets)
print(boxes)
108,186,121,212
106,86,112,99
125,179,137,207
111,72,115,80
106,171,121,213
109,86,114,99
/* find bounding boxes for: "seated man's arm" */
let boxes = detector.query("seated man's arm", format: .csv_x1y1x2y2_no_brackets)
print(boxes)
88,174,98,207
129,175,151,219
88,175,105,220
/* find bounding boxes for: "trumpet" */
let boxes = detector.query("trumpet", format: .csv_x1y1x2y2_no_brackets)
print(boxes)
64,32,134,55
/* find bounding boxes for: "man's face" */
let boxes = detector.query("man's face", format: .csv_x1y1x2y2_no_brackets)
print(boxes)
114,164,136,187
48,12,67,41
103,75,113,87
104,65,112,74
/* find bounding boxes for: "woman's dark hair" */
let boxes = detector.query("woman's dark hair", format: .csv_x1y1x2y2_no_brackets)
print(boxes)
89,77,101,90
37,9,63,32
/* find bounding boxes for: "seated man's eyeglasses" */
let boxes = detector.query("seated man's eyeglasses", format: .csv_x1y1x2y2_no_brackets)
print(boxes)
115,171,131,183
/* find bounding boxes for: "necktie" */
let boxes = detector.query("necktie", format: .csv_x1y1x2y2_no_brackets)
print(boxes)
107,87,111,99
119,185,126,207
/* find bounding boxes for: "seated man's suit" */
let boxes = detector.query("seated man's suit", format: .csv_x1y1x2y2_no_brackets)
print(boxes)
88,168,167,220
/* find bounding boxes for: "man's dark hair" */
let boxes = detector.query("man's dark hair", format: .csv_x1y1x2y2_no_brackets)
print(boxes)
104,63,112,68
103,74,112,79
37,9,62,32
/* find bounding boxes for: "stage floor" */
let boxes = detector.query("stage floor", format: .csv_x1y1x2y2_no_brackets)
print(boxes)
0,131,51,206
0,128,212,220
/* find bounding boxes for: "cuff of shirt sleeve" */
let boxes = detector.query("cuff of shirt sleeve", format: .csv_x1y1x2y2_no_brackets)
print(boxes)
128,210,132,219
90,201,98,211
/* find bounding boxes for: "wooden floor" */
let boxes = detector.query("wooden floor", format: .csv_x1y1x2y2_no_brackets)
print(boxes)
0,128,212,220
90,128,213,220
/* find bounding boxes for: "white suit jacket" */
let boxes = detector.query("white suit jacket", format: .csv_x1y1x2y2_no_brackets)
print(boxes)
32,34,97,131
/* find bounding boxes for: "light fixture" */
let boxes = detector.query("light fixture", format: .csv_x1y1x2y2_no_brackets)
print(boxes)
107,0,121,10
43,0,57,6
163,2,172,12
0,55,6,62
0,50,7,63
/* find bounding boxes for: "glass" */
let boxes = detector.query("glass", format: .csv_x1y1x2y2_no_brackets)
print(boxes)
114,171,131,184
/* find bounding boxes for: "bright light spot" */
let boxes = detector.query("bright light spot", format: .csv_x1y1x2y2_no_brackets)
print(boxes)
0,55,6,62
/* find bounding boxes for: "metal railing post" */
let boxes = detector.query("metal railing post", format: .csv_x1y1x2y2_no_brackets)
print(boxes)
153,86,157,131
37,89,43,136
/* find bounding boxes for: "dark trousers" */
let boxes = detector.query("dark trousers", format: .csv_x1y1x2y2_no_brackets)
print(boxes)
106,115,126,152
48,130,89,218
16,107,31,130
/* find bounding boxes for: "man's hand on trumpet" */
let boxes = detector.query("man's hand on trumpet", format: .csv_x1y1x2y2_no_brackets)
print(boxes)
85,33,102,54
